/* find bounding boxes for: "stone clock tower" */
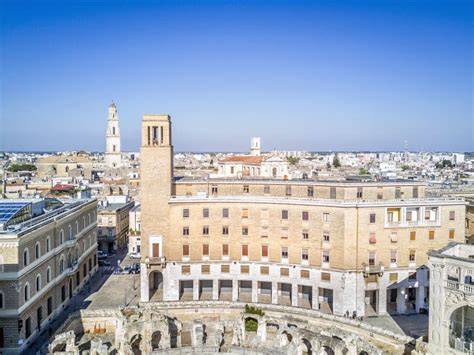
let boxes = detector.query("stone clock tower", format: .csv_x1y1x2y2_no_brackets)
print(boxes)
105,102,122,168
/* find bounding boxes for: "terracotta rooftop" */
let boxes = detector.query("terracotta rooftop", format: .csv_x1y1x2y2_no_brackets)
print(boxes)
219,156,265,165
51,184,75,192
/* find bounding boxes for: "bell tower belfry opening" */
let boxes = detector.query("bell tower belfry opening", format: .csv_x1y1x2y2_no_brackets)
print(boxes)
140,114,173,302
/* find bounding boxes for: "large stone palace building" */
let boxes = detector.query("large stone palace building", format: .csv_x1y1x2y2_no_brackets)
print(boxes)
139,114,466,319
0,198,98,353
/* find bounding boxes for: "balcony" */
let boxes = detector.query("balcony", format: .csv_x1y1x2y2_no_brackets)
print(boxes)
146,256,167,267
362,262,385,276
446,281,474,295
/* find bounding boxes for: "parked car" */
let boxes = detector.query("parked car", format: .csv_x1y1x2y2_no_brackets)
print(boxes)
98,251,108,259
98,260,111,266
113,267,123,275
129,252,141,260
130,263,140,274
121,266,132,274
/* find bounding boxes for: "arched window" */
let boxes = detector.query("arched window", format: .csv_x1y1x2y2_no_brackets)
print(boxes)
60,258,64,273
23,248,29,267
35,242,41,259
0,291,4,308
88,213,91,225
60,229,64,244
83,216,86,229
76,221,79,235
113,144,116,152
36,274,41,292
24,283,30,302
68,225,72,240
46,236,50,252
46,267,51,283
113,127,116,135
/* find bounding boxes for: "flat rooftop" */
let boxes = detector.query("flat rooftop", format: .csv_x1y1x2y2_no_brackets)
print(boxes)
429,242,474,261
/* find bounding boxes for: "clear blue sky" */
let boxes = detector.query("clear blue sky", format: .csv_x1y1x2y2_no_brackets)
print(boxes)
1,0,472,152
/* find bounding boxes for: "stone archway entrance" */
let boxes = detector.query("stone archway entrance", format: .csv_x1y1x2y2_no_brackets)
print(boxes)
149,271,163,301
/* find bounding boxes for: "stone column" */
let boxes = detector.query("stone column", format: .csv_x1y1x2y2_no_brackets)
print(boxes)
193,279,199,301
291,284,298,307
312,286,319,310
272,282,278,304
397,287,407,314
257,317,267,342
252,280,258,303
416,285,425,312
213,280,219,300
378,287,387,315
140,265,149,302
232,280,239,302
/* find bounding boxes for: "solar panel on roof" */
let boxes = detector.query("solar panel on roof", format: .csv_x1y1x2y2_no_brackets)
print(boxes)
0,201,30,222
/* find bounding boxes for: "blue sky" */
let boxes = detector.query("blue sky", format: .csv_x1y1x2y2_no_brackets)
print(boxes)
1,0,472,152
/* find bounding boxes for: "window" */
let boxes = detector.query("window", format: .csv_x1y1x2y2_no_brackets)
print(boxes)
222,226,229,235
23,249,29,267
24,283,30,302
449,229,455,239
222,244,229,257
36,274,41,291
60,258,64,272
302,211,309,221
330,187,337,199
357,187,363,199
429,230,435,240
369,213,376,224
222,208,229,218
68,225,72,240
202,226,209,236
25,317,31,339
202,244,209,257
181,265,190,275
409,272,417,280
322,250,330,263
323,212,331,223
410,231,416,241
221,265,230,273
242,244,249,257
243,185,249,193
182,245,190,258
242,208,249,219
83,263,87,277
285,185,292,196
0,292,4,309
390,231,398,243
281,228,289,239
323,231,330,242
302,248,309,261
281,247,289,259
389,273,398,283
302,230,309,240
46,237,50,252
261,227,268,238
211,185,218,195
203,208,209,218
377,188,383,200
241,265,249,274
183,209,190,218
185,184,192,196
409,250,416,262
390,250,397,263
47,297,53,315
321,272,331,281
76,221,79,235
230,166,235,174
307,186,314,197
369,233,376,244
301,270,310,278
264,185,270,194
260,266,269,275
182,227,190,236
281,210,288,220
242,227,248,236
261,245,268,258
280,267,289,276
449,211,455,221
413,187,419,198
368,251,376,266
395,187,401,199
34,242,41,259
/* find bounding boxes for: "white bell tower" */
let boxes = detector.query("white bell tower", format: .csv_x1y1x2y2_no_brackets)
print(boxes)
105,102,122,168
250,137,261,156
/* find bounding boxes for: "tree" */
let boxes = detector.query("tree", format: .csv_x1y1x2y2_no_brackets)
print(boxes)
359,168,369,175
332,154,341,168
287,156,299,165
435,160,454,169
401,164,409,171
6,163,37,172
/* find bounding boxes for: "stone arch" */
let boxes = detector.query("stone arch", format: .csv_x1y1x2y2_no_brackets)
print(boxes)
130,333,142,355
280,330,293,346
151,331,161,350
322,345,335,355
298,337,312,355
149,270,163,301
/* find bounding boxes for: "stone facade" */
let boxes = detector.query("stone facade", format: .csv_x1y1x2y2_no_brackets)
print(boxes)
105,102,121,168
97,200,134,253
139,114,466,321
0,198,98,354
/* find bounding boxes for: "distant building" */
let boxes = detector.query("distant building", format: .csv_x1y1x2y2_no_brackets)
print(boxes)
428,243,474,354
466,198,474,245
97,196,134,252
250,137,261,156
128,204,141,255
105,102,122,168
36,154,94,179
0,198,98,353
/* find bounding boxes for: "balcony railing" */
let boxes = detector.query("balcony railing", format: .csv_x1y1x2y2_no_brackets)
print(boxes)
362,262,385,275
147,256,167,266
446,281,474,294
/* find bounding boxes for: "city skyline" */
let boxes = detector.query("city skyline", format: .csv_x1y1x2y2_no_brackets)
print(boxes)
1,0,472,152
